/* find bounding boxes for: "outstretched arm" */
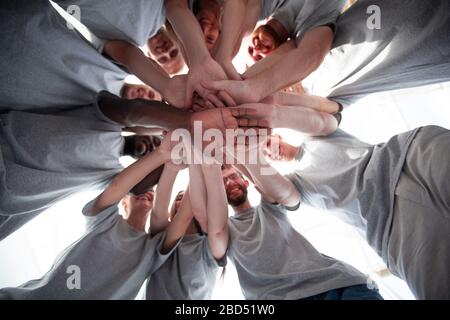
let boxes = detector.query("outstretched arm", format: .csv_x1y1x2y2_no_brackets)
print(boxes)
103,41,187,109
202,164,229,261
161,188,194,254
245,26,334,100
165,0,235,107
213,0,256,80
91,143,171,215
188,165,208,233
150,164,181,236
203,26,334,104
242,39,296,79
232,103,338,136
97,91,191,131
269,91,340,114
229,143,300,208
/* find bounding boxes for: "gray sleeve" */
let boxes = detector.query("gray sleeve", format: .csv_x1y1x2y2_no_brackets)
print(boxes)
295,0,347,42
271,3,298,36
259,199,289,216
93,91,126,127
53,0,165,47
201,235,228,268
82,197,119,230
294,146,306,162
286,172,313,207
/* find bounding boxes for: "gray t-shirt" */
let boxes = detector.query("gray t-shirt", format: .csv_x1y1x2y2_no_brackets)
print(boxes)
228,200,368,300
145,234,227,300
0,0,128,112
0,97,124,240
304,0,450,106
0,200,177,300
53,0,166,47
287,129,420,262
260,0,346,40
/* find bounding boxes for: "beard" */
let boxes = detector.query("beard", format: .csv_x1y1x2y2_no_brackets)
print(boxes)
226,186,248,207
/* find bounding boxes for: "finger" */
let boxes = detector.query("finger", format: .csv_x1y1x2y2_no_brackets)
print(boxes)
206,93,225,108
201,80,229,92
230,107,258,118
237,118,252,127
191,104,203,112
218,90,236,107
195,84,212,101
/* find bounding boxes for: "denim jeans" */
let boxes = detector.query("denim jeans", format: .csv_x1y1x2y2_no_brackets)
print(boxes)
302,285,383,300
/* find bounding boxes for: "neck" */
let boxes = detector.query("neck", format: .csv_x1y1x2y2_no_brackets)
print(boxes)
232,200,252,215
267,18,289,43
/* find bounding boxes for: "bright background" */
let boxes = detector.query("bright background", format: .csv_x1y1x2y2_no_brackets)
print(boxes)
1,81,449,300
1,0,450,300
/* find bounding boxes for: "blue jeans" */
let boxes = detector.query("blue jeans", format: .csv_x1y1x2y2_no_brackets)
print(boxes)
302,285,384,300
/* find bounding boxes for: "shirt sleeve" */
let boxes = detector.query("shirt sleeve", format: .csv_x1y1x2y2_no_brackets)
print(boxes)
93,91,126,127
82,197,119,230
271,3,298,36
53,0,166,47
295,0,347,42
201,235,228,268
259,199,289,216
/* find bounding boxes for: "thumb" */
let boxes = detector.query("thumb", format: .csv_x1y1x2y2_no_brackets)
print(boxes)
201,80,228,92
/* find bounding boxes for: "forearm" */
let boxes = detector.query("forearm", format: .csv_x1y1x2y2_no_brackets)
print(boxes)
188,165,208,232
165,0,210,66
202,164,229,260
161,189,193,254
242,154,300,207
272,105,338,136
214,0,248,61
242,40,296,79
130,164,164,196
151,165,179,236
249,26,333,100
100,96,191,131
272,92,340,114
95,150,169,213
103,41,170,94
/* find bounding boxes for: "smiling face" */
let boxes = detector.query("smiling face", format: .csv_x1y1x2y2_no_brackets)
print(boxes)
222,167,249,207
248,25,281,62
148,28,185,75
121,83,161,101
122,190,155,216
194,0,222,51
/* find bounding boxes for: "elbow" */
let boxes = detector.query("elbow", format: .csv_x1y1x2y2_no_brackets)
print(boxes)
277,186,301,208
317,112,338,136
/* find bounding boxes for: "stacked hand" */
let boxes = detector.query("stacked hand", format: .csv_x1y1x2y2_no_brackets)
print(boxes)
186,57,237,108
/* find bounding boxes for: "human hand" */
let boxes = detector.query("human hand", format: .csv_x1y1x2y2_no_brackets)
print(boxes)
264,134,300,162
190,107,239,134
230,103,278,128
161,75,189,110
217,59,242,81
186,57,236,108
201,78,261,105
